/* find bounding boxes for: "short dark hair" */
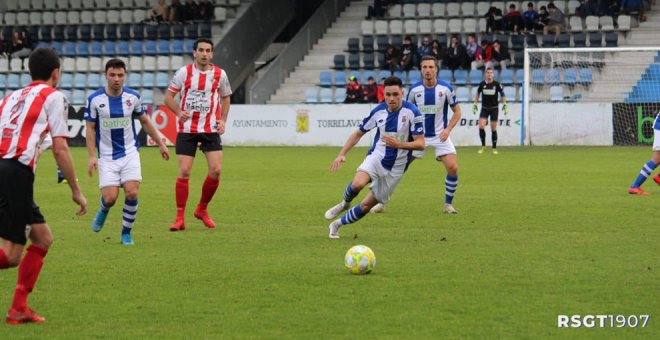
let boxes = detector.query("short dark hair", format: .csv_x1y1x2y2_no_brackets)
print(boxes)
383,76,403,88
28,48,60,81
509,4,516,9
486,67,495,72
105,58,126,72
421,55,438,64
527,2,534,7
194,38,214,51
548,3,555,9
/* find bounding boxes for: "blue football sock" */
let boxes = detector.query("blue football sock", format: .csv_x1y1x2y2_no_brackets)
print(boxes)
632,160,657,188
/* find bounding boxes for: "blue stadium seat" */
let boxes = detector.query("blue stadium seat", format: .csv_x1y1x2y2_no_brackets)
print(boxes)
348,70,361,84
304,87,318,103
438,69,452,82
557,33,570,48
155,72,169,88
363,70,377,83
0,74,6,88
531,68,545,86
60,73,74,89
51,41,63,55
408,71,421,85
334,71,347,87
563,68,577,85
467,70,482,86
503,86,516,101
158,40,170,54
453,69,468,86
547,68,561,85
73,73,87,88
376,36,389,52
605,32,618,47
118,40,131,56
63,41,77,57
319,71,332,87
334,87,347,103
393,70,407,84
319,88,333,103
77,41,90,57
88,73,102,88
184,39,195,53
104,40,117,55
588,32,602,47
578,68,593,85
500,69,514,86
128,73,141,88
141,89,154,104
363,53,375,69
513,69,522,86
19,74,31,87
72,90,86,105
455,87,470,102
171,40,184,54
7,74,20,90
379,70,391,79
90,41,104,56
144,40,158,56
142,72,155,88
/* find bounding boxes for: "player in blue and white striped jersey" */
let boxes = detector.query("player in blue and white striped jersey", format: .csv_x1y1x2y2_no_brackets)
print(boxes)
85,58,170,245
324,76,425,239
629,109,660,195
373,55,463,214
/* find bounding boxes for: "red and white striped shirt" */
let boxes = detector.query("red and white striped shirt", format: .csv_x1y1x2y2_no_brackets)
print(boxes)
0,82,69,171
168,63,232,134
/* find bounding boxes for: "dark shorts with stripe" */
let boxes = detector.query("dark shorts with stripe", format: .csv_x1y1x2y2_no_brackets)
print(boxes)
0,159,45,245
479,107,499,122
175,133,223,157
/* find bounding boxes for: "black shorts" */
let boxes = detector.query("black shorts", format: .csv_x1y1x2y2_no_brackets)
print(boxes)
175,133,223,157
479,107,499,122
0,159,40,245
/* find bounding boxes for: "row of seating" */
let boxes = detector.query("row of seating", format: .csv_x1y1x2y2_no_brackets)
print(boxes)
332,51,523,71
29,39,197,58
626,59,660,103
361,15,631,36
387,1,583,18
61,88,157,105
1,0,240,12
1,7,227,26
531,67,593,86
0,55,188,73
0,71,172,90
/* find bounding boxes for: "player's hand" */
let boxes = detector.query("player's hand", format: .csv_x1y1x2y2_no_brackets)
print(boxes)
330,155,346,172
472,104,478,115
72,191,87,216
178,110,190,122
216,119,226,135
87,158,98,177
381,135,400,148
502,104,508,115
159,144,170,160
439,129,450,142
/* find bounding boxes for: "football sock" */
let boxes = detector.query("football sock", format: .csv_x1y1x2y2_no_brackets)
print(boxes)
632,160,657,188
0,249,9,269
445,175,458,204
100,196,110,212
175,177,189,218
12,245,47,312
122,198,138,235
343,181,359,203
479,129,486,146
198,175,219,209
340,205,367,225
492,130,498,148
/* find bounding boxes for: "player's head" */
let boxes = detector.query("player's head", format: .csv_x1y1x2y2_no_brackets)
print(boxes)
485,67,495,81
104,58,126,93
420,55,437,82
28,48,61,85
193,38,214,68
383,76,403,111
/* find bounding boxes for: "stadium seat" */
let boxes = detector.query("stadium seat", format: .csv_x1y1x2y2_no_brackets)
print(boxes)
376,36,388,52
403,20,417,34
51,41,64,55
563,68,577,85
572,33,587,47
547,68,561,85
455,87,470,102
542,34,556,47
461,2,475,16
511,34,524,50
73,73,87,88
72,90,86,105
361,36,374,53
503,86,516,101
389,20,403,35
144,40,158,56
145,25,158,40
29,12,41,26
104,40,117,55
88,73,102,88
185,23,199,39
155,72,169,88
453,70,468,86
393,70,406,84
319,88,333,103
94,10,107,23
304,87,318,103
374,20,388,35
557,34,570,48
418,3,431,17
142,72,155,88
133,9,147,23
65,25,79,41
334,87,347,103
588,33,602,47
348,54,360,69
390,35,402,48
171,55,184,68
214,7,227,21
550,85,564,101
418,19,432,34
0,74,7,89
526,34,539,48
599,16,614,31
389,4,402,16
578,67,593,85
500,69,514,86
438,69,452,83
363,53,375,70
170,40,184,55
447,19,461,33
347,38,359,53
128,73,141,88
585,16,599,31
531,68,545,86
361,20,374,36
158,40,171,55
39,26,53,42
60,73,74,89
183,39,195,53
7,74,20,90
117,40,131,56
62,41,76,57
433,19,447,33
569,16,583,32
105,24,119,41
95,0,108,7
133,24,145,40
62,57,76,73
363,70,377,84
172,24,185,39
333,54,345,70
200,22,211,37
334,71,347,87
618,15,631,31
141,89,154,105
431,3,445,16
468,71,482,86
446,2,460,16
53,26,66,42
401,4,415,17
605,33,618,47
408,72,421,85
463,18,477,33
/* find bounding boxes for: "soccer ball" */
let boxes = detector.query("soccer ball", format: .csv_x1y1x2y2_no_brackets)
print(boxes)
344,245,376,274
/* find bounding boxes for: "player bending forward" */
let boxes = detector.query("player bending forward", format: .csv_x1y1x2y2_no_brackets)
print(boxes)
628,109,660,195
324,76,424,238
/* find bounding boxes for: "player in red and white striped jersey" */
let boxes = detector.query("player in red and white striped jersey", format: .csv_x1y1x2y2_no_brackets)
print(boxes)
164,38,232,231
0,48,87,324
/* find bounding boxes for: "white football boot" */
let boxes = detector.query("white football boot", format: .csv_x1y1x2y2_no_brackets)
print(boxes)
325,201,349,220
443,204,458,214
328,219,342,239
370,203,385,213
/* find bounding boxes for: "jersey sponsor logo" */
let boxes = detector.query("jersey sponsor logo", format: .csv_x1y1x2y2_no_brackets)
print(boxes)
483,88,497,95
100,116,132,130
183,90,211,113
418,105,438,114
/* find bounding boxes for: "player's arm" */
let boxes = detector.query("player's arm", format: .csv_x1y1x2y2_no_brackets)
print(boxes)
216,95,230,135
330,129,365,172
164,90,189,122
472,84,481,114
439,104,462,142
382,133,424,151
85,121,97,177
52,136,87,216
138,114,170,161
498,83,508,114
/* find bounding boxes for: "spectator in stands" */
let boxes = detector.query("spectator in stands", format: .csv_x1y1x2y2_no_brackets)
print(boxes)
604,0,621,16
149,0,169,22
181,0,199,22
198,0,215,21
344,75,361,103
576,0,596,17
522,2,539,33
168,0,183,22
361,76,379,103
471,39,491,70
399,36,416,71
466,34,482,69
536,5,550,31
417,36,432,59
8,31,31,60
444,35,467,71
490,40,510,70
376,77,385,102
430,39,444,66
543,3,564,37
503,3,524,32
484,6,504,33
366,0,393,19
383,44,401,71
620,0,645,21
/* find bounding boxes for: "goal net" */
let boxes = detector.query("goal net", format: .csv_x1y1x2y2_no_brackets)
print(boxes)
522,47,660,146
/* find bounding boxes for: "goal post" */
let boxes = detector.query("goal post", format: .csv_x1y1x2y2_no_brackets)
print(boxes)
522,46,660,146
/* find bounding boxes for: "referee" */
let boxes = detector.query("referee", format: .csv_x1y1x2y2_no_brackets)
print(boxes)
473,67,507,154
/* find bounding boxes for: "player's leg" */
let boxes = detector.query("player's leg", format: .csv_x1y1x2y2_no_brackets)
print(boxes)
7,203,50,325
629,128,660,195
325,170,371,220
194,134,224,229
490,111,499,154
478,115,488,154
438,151,459,214
170,134,198,231
92,186,119,232
0,162,33,270
371,148,422,214
119,181,140,245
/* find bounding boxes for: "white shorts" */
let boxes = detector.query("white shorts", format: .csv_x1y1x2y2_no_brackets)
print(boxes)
98,151,142,189
653,129,660,151
413,135,456,159
357,154,404,204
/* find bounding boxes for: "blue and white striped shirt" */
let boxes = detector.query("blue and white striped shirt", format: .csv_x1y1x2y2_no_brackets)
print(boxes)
407,80,457,138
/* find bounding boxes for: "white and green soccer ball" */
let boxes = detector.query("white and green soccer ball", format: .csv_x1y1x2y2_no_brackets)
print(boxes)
344,245,376,274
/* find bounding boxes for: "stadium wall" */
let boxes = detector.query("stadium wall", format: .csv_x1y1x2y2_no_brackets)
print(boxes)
65,103,616,147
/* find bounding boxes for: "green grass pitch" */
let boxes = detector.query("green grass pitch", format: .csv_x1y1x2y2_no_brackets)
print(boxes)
1,146,658,338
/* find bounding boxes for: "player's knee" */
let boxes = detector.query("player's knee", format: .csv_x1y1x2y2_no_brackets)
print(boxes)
125,189,138,201
5,253,21,267
447,164,458,175
209,165,222,178
103,195,118,207
179,167,192,179
29,227,53,249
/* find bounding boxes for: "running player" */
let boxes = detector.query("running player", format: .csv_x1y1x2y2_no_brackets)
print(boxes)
86,58,170,245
